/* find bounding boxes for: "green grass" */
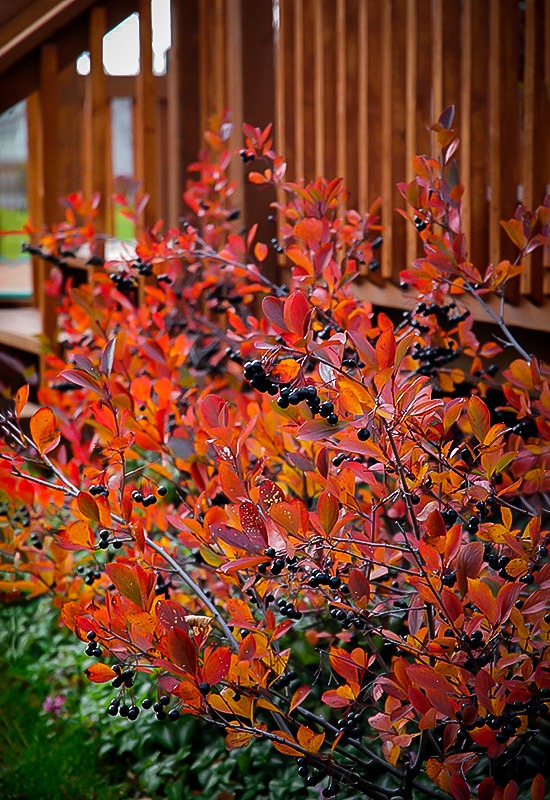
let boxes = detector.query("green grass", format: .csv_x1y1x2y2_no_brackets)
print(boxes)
0,207,28,260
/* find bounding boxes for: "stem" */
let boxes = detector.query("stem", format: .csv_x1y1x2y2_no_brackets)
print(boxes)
145,536,238,652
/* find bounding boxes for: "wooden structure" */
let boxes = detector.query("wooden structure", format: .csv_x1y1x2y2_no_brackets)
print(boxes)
0,0,549,387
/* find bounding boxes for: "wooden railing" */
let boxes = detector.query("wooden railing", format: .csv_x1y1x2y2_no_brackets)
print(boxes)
275,0,550,318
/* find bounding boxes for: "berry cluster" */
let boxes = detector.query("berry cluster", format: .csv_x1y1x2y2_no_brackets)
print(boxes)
109,270,136,292
412,341,460,376
296,758,339,797
336,710,362,739
132,490,158,507
243,360,279,395
276,597,302,620
272,669,297,691
89,484,109,497
84,631,102,657
133,258,153,277
97,528,123,550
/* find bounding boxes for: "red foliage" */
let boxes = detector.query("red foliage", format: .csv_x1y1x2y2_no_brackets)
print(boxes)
1,107,549,800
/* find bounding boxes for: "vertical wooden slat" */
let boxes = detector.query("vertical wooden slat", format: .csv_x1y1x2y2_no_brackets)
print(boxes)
303,0,316,178
380,0,393,278
357,0,368,211
460,0,472,254
431,0,443,126
26,94,41,310
240,0,277,280
38,44,60,366
314,1,325,177
391,0,407,281
275,0,286,162
135,0,157,228
488,0,501,274
335,0,346,179
469,1,489,271
293,0,304,180
522,0,536,296
226,0,244,218
405,0,417,268
166,0,201,226
83,5,109,234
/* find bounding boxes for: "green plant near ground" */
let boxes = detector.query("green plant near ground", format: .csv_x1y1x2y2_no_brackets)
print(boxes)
0,598,307,800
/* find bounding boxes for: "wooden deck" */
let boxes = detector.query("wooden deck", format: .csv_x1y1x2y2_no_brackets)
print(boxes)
0,306,42,354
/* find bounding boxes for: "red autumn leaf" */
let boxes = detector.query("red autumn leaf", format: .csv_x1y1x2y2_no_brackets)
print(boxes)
283,291,310,336
258,480,285,512
348,568,370,609
166,627,198,676
468,395,490,443
531,774,546,800
85,663,117,683
254,242,268,262
296,724,325,754
467,578,496,624
77,491,100,523
105,563,144,608
289,685,312,714
262,295,287,331
317,491,339,534
14,384,29,419
57,520,94,551
202,645,231,685
219,462,247,503
477,777,496,800
239,501,268,547
426,509,446,538
450,773,471,800
58,369,104,394
30,407,60,455
376,328,396,370
156,599,190,633
270,358,301,383
198,394,229,429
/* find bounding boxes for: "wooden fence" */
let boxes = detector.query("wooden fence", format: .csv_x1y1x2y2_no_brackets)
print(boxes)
275,0,550,310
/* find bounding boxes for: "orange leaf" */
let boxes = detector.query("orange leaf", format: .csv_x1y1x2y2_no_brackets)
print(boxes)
77,491,100,523
30,407,60,454
270,730,301,756
85,663,117,683
532,774,546,800
270,358,301,383
297,724,325,754
57,520,94,551
254,242,268,262
468,396,490,443
15,384,29,419
467,578,496,624
289,685,312,714
376,329,396,370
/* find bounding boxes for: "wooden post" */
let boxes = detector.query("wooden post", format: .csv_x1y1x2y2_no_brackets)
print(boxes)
240,0,277,281
166,0,201,226
135,0,158,229
83,5,111,236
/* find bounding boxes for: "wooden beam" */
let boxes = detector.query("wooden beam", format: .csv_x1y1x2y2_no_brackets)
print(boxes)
83,5,110,234
166,0,201,226
240,0,277,281
134,0,158,229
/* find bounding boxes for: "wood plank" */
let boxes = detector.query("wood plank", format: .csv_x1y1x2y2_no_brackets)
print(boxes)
405,0,417,269
240,0,277,281
460,0,472,253
522,0,538,298
357,0,368,211
0,307,42,354
488,0,501,276
469,1,489,273
293,0,304,179
380,0,393,278
431,0,443,132
335,0,346,180
314,0,325,177
134,0,157,229
166,0,200,226
83,5,110,234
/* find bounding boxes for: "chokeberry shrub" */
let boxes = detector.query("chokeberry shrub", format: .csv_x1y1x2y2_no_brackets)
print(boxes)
1,106,549,800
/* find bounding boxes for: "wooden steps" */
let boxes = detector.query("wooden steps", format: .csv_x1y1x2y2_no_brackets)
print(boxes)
0,306,42,354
